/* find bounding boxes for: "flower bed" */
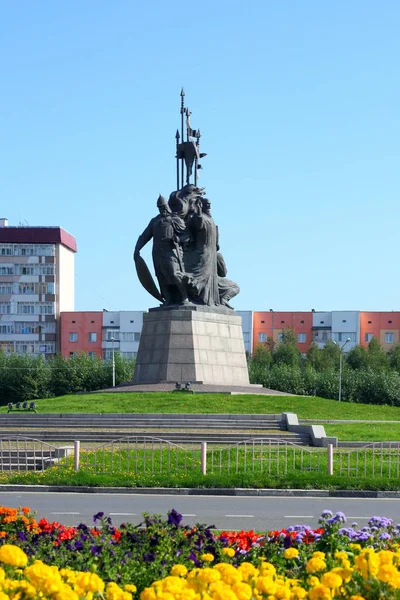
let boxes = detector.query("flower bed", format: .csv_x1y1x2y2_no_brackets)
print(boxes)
0,506,399,598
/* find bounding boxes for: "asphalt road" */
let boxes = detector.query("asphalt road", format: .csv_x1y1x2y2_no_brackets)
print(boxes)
0,492,399,530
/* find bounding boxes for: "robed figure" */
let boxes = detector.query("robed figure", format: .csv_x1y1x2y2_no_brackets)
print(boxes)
184,197,220,307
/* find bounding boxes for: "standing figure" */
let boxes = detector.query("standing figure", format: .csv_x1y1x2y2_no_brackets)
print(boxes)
134,195,189,305
184,197,219,306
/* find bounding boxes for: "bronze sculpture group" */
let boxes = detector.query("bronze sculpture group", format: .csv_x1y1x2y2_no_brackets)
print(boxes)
134,184,239,308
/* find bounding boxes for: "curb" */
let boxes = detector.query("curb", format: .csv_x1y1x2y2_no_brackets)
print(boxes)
0,485,399,498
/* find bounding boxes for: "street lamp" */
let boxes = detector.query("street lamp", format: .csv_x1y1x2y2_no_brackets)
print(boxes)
110,337,115,388
334,338,351,401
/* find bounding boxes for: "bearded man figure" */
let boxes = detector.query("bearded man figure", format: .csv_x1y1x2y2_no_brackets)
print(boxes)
134,195,190,305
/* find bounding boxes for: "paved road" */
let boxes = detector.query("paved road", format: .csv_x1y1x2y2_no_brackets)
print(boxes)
0,492,399,530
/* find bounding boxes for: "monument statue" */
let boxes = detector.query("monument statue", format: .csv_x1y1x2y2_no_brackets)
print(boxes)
132,90,250,387
134,90,240,310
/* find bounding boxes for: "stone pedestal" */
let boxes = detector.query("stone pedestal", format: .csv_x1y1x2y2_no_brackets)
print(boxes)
133,306,250,386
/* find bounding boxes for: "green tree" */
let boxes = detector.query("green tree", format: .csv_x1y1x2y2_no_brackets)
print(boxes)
367,337,389,370
319,340,341,370
346,344,369,370
388,344,400,373
306,342,322,370
272,327,301,367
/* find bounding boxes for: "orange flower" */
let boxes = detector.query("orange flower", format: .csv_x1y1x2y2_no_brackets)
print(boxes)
0,532,6,538
21,507,30,514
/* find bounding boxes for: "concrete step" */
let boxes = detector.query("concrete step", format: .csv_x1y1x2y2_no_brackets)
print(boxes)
0,422,284,430
0,413,283,420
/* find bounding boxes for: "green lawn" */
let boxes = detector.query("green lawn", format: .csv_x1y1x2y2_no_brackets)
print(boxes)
3,392,400,421
325,422,400,442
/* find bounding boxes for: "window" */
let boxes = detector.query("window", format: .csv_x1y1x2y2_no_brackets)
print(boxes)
261,320,265,324
134,332,141,342
91,320,95,324
0,265,14,275
69,352,77,358
320,321,324,324
0,303,11,314
342,320,346,323
298,333,306,343
365,333,373,343
385,332,394,344
337,332,356,343
278,333,284,342
368,320,372,324
88,332,97,342
88,351,97,358
388,320,392,324
0,285,12,295
0,323,13,334
17,303,35,314
300,320,304,324
321,332,328,341
280,320,285,324
243,332,250,343
258,332,267,343
104,329,120,341
130,320,134,323
121,351,137,359
69,333,78,342
0,245,13,256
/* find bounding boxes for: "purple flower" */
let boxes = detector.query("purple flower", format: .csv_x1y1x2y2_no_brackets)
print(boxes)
168,509,183,527
17,532,27,542
93,512,104,523
144,552,155,563
90,545,102,556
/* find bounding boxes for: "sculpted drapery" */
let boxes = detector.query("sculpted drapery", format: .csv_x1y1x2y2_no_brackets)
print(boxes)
134,186,239,308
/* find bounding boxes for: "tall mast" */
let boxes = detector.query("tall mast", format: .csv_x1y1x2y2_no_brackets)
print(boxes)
180,88,185,189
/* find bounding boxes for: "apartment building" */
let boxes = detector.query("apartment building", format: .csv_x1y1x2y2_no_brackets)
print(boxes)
312,311,360,351
360,312,400,350
60,310,144,360
236,310,253,354
0,219,76,356
252,311,313,355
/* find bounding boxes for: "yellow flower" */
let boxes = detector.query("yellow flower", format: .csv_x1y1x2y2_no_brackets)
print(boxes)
170,564,188,577
200,553,214,563
222,547,235,558
284,548,299,560
232,581,253,600
76,572,105,593
321,572,342,589
309,584,332,600
306,557,327,574
0,545,28,567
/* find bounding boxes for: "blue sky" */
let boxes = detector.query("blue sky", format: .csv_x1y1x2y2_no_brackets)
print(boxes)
1,1,399,312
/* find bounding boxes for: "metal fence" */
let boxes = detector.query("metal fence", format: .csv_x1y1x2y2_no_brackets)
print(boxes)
79,436,201,475
334,442,400,479
0,435,73,471
0,436,398,480
208,438,323,476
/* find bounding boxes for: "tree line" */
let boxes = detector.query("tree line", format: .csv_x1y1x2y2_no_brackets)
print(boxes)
248,328,400,405
0,352,135,403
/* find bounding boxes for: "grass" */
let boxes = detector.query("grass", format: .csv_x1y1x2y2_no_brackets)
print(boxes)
2,392,400,421
325,423,400,442
0,444,399,490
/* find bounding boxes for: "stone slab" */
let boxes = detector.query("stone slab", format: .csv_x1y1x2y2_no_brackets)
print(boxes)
133,307,250,386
